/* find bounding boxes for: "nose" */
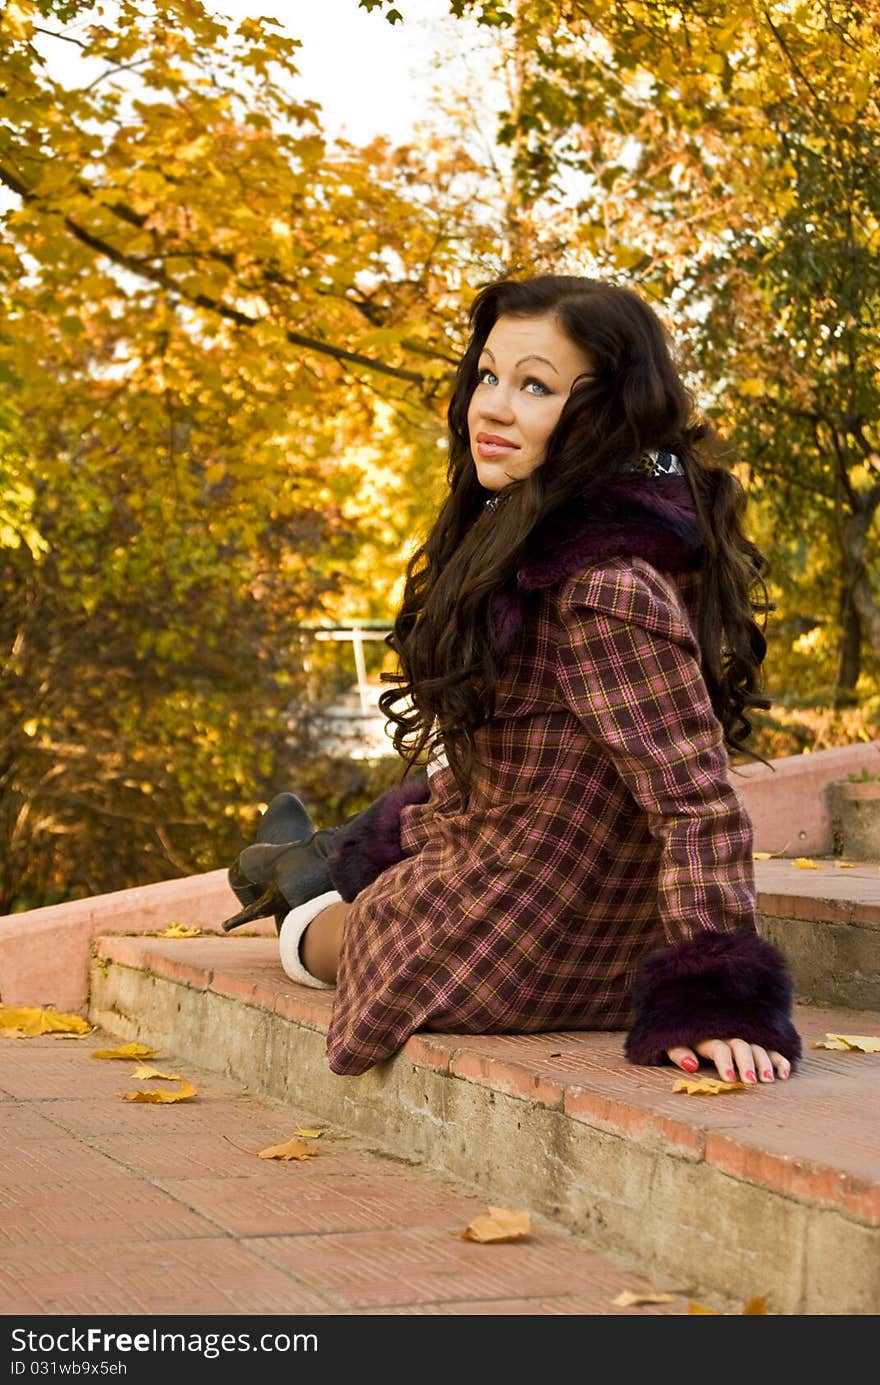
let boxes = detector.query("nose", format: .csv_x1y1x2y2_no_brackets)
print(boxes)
476,383,515,425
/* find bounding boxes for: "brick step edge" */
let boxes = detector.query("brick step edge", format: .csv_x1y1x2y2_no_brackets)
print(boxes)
88,935,880,1316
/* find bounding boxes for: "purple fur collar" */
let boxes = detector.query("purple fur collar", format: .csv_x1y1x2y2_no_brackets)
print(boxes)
491,474,702,652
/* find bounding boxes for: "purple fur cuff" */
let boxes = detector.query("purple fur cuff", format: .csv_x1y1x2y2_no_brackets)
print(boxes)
325,771,430,902
624,929,802,1068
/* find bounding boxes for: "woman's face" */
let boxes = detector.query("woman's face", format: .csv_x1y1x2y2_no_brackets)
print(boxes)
466,312,593,492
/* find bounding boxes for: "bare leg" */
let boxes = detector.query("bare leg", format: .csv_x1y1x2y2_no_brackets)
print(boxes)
300,901,350,984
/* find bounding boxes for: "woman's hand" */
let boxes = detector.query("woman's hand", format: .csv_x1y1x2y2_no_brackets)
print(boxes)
667,1039,791,1084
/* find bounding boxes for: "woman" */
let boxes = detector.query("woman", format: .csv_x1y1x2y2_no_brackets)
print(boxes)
224,274,802,1085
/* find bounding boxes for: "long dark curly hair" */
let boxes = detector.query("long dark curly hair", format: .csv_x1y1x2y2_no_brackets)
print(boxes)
379,275,771,796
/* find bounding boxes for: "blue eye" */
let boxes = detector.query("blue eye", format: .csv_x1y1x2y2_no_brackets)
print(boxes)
525,378,551,396
477,367,498,385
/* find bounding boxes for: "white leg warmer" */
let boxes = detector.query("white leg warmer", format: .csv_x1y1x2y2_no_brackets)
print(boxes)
277,889,342,990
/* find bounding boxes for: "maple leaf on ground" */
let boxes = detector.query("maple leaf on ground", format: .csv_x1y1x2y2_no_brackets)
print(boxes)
131,1064,182,1080
461,1206,531,1243
0,1004,92,1037
117,1080,197,1103
155,923,202,937
811,1033,880,1053
92,1042,159,1060
673,1077,747,1095
258,1136,317,1161
794,857,821,869
690,1295,768,1315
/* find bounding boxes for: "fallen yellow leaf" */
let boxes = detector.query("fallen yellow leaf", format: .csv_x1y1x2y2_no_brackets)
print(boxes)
117,1080,197,1103
752,852,773,860
835,861,856,869
0,1004,92,1037
613,1289,676,1307
673,1077,747,1095
92,1042,159,1060
794,857,820,869
258,1136,317,1161
131,1064,182,1080
690,1295,768,1315
814,1033,880,1053
155,923,201,938
292,1128,324,1140
461,1205,531,1243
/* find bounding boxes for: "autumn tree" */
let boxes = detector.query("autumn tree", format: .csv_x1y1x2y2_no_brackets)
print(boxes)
0,0,500,910
367,0,880,717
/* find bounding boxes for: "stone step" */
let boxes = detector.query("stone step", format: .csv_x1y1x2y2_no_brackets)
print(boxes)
2,1030,705,1317
87,933,880,1317
4,856,879,1017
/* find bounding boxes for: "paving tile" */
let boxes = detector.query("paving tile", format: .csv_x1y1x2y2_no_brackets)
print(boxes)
156,1172,485,1239
0,1138,141,1188
0,1237,330,1316
246,1226,671,1312
0,1178,221,1248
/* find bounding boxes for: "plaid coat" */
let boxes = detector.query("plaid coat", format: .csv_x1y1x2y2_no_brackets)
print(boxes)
324,476,801,1077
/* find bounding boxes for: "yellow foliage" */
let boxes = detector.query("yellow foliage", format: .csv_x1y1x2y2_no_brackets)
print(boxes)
0,1004,92,1037
673,1077,747,1095
117,1080,197,1103
461,1205,531,1243
92,1042,159,1060
258,1136,317,1161
811,1033,880,1053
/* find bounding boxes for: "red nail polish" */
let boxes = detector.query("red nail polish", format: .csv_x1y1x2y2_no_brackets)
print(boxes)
681,1057,698,1072
745,1071,756,1082
763,1069,773,1081
725,1070,736,1081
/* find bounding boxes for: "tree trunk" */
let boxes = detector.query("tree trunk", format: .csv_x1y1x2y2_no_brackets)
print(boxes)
835,594,861,706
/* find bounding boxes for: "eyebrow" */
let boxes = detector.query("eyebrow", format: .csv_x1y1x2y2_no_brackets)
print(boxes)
480,347,560,376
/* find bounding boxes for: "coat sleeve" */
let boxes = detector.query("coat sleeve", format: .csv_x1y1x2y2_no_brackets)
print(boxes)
325,770,431,902
556,563,801,1068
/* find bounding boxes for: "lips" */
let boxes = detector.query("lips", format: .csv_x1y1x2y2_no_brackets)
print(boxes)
475,432,520,458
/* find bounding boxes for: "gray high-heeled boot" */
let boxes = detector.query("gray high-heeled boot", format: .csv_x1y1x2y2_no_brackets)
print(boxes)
223,792,335,933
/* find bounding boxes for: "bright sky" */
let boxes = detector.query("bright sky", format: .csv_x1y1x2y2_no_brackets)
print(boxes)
260,0,455,141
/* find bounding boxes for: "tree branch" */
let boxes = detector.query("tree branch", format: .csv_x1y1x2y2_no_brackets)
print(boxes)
0,163,431,389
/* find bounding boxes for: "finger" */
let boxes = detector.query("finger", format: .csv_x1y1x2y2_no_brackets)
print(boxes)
750,1044,774,1083
666,1046,700,1073
769,1050,792,1080
694,1038,735,1082
729,1038,759,1084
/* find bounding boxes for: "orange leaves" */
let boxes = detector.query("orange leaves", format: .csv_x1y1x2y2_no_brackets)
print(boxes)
91,1042,159,1061
673,1077,747,1096
258,1136,317,1162
461,1206,531,1244
811,1033,880,1053
154,923,202,938
117,1080,197,1104
689,1295,768,1315
87,1040,198,1101
0,1004,92,1038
